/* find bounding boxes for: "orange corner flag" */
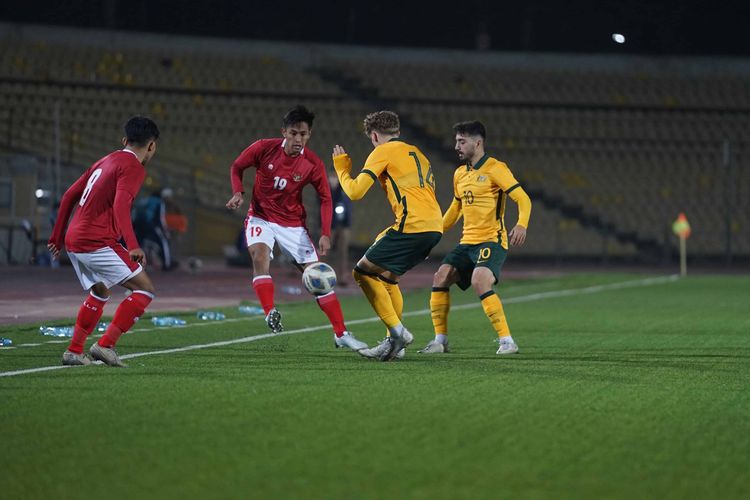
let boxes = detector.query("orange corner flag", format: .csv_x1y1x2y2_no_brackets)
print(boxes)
672,212,691,238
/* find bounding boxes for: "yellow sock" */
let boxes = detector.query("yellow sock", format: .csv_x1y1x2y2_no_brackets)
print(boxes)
430,287,450,335
382,280,403,337
480,291,510,338
353,267,400,328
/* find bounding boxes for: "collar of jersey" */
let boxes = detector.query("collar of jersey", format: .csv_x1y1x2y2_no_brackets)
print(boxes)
387,138,403,143
120,149,138,159
467,153,489,171
280,138,304,156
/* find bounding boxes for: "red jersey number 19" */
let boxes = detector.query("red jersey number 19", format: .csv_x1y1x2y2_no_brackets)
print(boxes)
79,168,103,207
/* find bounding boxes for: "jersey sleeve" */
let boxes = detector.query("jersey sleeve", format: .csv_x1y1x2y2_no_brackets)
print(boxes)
332,152,376,201
362,147,389,179
442,197,463,232
494,164,532,228
48,166,93,247
311,158,333,237
452,168,461,199
230,139,266,194
114,163,146,250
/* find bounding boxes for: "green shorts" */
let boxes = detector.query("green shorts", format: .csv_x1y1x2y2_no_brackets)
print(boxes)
365,229,442,276
442,242,507,290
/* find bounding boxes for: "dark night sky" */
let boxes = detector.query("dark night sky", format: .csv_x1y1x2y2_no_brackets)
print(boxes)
1,0,749,56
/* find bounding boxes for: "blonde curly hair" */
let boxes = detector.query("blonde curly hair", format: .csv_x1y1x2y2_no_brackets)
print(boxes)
363,111,400,137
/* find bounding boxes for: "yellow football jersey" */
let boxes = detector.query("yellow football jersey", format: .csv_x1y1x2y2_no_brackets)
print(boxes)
333,139,443,234
447,155,531,248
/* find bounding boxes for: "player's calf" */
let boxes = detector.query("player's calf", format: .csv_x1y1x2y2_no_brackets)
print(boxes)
98,290,154,352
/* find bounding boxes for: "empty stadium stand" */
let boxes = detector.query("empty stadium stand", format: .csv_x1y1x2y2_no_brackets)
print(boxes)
1,22,747,261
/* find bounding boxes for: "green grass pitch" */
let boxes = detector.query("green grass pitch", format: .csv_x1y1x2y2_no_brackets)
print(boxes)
1,273,748,499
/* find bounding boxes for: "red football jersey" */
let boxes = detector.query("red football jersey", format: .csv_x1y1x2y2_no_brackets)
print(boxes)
230,138,332,235
49,150,146,253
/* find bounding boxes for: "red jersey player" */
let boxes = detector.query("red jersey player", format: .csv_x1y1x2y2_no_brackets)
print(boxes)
225,105,367,352
48,116,160,368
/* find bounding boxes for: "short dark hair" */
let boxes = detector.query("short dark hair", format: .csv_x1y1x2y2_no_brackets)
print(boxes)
125,116,160,146
282,105,315,129
363,111,400,136
453,120,486,140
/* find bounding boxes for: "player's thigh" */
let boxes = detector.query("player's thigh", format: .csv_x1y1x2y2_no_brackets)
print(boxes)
433,263,460,288
470,242,507,288
364,229,441,276
442,245,475,290
122,268,156,294
69,246,141,290
272,224,319,265
244,217,276,253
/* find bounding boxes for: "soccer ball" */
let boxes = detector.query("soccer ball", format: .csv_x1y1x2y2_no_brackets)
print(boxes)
302,262,337,296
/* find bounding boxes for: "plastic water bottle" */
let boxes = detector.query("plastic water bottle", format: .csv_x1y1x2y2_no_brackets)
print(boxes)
151,316,187,327
0,338,12,346
238,305,265,315
196,311,226,321
280,285,303,295
39,326,74,337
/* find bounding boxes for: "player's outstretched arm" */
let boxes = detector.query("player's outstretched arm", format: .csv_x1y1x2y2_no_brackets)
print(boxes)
226,192,244,210
47,169,90,257
228,140,263,208
443,198,463,233
508,187,532,247
311,158,333,240
129,247,146,265
318,235,331,256
332,145,376,201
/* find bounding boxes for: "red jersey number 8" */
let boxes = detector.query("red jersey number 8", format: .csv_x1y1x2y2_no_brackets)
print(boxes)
79,168,103,207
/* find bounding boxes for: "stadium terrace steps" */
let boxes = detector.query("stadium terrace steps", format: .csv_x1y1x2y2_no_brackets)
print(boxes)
2,33,748,259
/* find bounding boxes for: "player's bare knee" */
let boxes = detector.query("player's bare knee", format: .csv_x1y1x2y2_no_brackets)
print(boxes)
124,272,156,295
433,265,453,287
90,283,110,299
471,277,494,296
433,271,448,287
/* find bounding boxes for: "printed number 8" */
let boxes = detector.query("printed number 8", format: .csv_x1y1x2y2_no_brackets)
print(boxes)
79,169,103,207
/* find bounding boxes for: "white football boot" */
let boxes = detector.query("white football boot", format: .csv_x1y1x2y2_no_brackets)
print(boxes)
62,350,92,366
358,338,406,360
495,339,519,355
418,339,450,354
383,327,413,361
358,338,391,359
265,307,283,333
89,343,128,368
334,331,368,351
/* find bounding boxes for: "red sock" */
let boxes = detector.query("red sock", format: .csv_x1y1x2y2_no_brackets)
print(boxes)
99,291,153,348
68,292,108,354
252,275,275,315
316,291,347,336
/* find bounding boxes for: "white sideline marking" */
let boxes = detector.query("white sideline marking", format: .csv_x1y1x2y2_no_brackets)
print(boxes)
0,275,678,378
13,315,267,350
